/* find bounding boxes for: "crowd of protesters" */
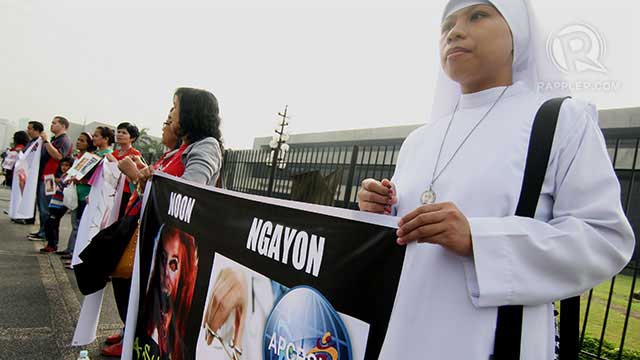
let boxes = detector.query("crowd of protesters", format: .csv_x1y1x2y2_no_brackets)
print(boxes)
1,87,223,357
2,0,638,358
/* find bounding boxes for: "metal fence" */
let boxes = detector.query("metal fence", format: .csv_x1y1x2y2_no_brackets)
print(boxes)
222,142,403,209
221,129,640,359
578,128,640,359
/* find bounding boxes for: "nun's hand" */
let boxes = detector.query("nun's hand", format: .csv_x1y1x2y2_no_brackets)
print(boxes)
396,202,472,257
357,178,397,215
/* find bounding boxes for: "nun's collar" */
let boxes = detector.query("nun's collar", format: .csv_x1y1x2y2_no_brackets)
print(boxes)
458,81,528,109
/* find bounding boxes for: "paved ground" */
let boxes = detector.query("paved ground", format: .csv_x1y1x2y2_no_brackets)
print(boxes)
0,186,124,360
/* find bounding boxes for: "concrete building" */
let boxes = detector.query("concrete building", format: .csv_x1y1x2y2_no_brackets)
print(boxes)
253,107,640,150
63,120,161,147
599,107,640,129
0,118,16,151
2,118,162,161
253,124,418,149
16,118,30,133
66,121,114,143
235,106,640,207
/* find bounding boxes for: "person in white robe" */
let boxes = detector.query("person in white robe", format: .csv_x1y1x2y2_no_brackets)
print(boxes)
357,0,635,359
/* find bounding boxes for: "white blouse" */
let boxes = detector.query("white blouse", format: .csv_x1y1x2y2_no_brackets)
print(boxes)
381,81,635,359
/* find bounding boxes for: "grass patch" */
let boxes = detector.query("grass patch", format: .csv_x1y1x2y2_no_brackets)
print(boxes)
579,272,640,352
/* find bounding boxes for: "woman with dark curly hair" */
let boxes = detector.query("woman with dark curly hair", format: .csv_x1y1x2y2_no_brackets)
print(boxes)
13,131,29,149
168,87,223,185
105,88,223,357
124,87,223,188
3,131,30,187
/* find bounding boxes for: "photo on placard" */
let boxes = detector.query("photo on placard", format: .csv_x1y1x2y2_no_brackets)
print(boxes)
136,224,199,360
195,253,370,360
132,174,405,360
74,157,89,172
17,167,27,193
68,152,101,180
2,151,18,170
44,174,56,195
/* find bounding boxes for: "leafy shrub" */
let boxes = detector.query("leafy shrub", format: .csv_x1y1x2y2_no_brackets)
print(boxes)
579,336,640,360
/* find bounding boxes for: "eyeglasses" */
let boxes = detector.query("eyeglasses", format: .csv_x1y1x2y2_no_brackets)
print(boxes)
205,323,242,360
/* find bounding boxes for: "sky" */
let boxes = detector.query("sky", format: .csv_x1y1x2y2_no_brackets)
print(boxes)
0,0,638,149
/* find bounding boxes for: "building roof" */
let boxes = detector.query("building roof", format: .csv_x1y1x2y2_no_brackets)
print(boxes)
252,106,640,149
253,124,421,149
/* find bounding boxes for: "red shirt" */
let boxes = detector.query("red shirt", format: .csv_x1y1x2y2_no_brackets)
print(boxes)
41,133,73,179
113,146,142,193
154,144,187,175
113,146,141,161
124,145,187,217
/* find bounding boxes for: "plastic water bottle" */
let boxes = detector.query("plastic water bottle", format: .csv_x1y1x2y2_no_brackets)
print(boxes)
77,350,90,360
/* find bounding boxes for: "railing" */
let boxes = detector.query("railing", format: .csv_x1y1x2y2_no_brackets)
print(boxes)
222,143,402,209
578,128,640,359
221,129,640,359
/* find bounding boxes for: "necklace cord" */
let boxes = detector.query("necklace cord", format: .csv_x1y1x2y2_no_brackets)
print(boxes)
429,86,511,188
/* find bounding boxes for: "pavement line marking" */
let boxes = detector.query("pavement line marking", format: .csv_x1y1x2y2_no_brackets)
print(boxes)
99,324,125,330
0,250,40,257
32,242,81,317
35,243,82,360
0,327,52,341
33,242,127,358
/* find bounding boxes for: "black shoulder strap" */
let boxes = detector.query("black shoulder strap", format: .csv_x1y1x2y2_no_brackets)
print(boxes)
491,97,571,360
559,295,580,359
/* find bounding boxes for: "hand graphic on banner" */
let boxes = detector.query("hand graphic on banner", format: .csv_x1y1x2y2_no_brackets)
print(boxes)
202,267,248,353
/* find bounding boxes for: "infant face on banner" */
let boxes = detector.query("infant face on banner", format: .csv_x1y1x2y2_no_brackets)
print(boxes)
137,225,199,360
160,232,183,322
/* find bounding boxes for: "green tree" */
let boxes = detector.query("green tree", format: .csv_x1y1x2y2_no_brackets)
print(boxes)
136,128,165,164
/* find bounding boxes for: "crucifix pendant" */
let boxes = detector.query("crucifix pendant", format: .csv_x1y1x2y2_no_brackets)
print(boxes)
421,187,436,205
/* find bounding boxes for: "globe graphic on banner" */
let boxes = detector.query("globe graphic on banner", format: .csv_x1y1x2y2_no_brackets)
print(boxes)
263,286,352,360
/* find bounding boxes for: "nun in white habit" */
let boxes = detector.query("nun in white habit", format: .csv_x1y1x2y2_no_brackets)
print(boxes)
358,0,635,359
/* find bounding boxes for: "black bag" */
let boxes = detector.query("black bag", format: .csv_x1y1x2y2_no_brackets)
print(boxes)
491,97,580,360
74,202,140,295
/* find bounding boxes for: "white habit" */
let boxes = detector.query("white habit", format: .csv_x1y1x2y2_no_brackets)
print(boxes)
379,81,634,359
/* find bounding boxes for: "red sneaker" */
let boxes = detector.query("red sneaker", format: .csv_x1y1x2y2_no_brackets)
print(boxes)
105,332,123,345
39,246,57,253
101,341,122,357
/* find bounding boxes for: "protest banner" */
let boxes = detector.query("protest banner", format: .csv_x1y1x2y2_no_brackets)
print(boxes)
44,174,56,196
125,173,405,360
67,151,102,181
71,158,125,346
2,150,18,170
9,138,42,219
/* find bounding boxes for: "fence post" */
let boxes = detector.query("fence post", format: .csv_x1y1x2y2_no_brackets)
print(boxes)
342,145,359,208
222,149,235,190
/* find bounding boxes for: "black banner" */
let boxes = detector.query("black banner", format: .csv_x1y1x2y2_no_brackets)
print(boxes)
132,174,405,360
